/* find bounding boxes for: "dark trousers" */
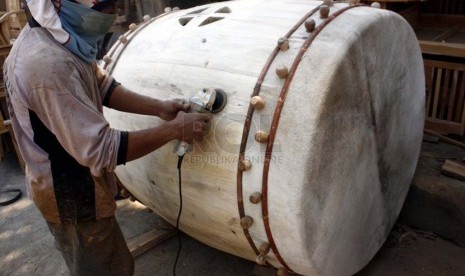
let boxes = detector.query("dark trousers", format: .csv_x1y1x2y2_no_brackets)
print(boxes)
47,217,134,276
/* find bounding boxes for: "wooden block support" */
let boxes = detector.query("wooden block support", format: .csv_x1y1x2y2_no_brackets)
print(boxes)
128,226,176,258
441,159,465,181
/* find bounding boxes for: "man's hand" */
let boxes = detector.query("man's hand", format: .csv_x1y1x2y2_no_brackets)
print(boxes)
126,111,211,162
169,111,211,143
158,100,190,121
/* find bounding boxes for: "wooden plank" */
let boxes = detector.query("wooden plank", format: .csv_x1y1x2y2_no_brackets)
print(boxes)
460,75,465,134
425,65,434,116
424,128,465,149
424,129,465,149
448,70,459,121
128,227,176,258
455,72,465,122
425,118,461,135
423,59,465,71
440,69,450,119
441,159,465,181
5,0,20,12
419,40,465,58
432,68,442,118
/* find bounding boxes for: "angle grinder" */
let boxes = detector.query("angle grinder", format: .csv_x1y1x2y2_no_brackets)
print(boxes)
175,88,227,157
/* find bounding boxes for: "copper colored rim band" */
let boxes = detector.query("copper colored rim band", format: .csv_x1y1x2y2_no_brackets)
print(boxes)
236,5,322,257
261,4,366,272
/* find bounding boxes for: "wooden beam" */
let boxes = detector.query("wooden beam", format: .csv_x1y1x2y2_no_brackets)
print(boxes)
423,59,465,71
431,68,442,118
425,118,461,135
424,129,465,149
441,159,465,181
419,40,465,58
128,226,177,258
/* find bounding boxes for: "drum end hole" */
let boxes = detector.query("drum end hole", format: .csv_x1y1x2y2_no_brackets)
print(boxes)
211,89,227,113
186,7,208,15
215,7,231,13
179,17,193,26
199,16,224,27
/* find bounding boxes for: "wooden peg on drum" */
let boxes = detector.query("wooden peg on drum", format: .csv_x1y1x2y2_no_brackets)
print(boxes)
256,242,271,265
103,55,112,64
129,23,137,31
240,216,254,229
304,19,316,32
250,96,265,110
119,35,128,44
278,38,290,51
259,242,271,254
249,192,262,204
276,65,289,79
239,159,252,171
256,254,267,265
255,131,269,143
320,5,330,19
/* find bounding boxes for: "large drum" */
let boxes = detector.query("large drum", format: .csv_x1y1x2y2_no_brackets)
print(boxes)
103,1,425,275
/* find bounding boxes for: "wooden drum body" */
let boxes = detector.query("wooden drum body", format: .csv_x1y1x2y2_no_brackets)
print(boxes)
103,1,425,275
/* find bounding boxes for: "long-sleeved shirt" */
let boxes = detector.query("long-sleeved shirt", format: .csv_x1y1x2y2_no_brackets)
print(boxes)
3,24,128,224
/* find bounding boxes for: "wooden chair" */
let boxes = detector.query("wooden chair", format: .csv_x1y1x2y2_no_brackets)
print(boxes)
0,110,25,171
0,10,27,46
0,9,26,171
424,60,465,135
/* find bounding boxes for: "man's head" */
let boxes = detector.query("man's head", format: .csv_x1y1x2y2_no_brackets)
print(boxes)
25,0,119,63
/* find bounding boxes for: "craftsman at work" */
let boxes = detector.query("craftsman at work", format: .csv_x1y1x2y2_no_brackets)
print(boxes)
3,0,210,275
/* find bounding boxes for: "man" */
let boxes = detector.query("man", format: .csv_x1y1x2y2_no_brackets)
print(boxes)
3,0,211,274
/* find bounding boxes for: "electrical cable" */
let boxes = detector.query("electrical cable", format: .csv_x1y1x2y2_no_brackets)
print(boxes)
0,189,22,206
173,155,184,276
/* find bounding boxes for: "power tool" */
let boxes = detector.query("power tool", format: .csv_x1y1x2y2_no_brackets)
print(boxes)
175,88,227,157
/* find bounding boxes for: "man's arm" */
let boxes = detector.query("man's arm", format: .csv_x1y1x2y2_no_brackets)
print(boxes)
105,84,188,120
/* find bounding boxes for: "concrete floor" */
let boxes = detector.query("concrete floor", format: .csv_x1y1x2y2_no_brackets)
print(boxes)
1,146,465,276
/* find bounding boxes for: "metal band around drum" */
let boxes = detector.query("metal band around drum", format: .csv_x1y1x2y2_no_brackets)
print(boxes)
261,4,366,272
236,3,322,262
